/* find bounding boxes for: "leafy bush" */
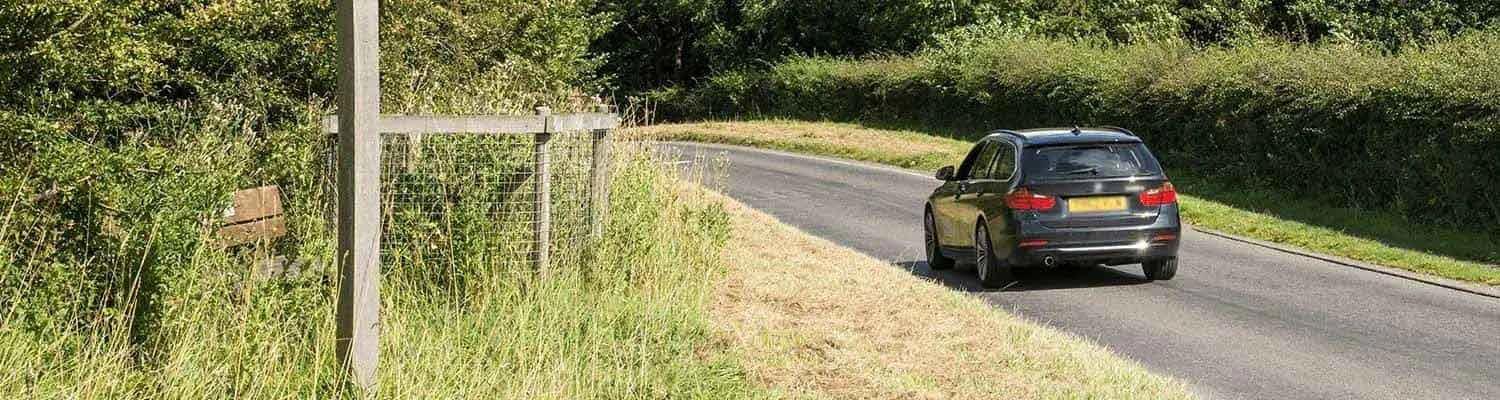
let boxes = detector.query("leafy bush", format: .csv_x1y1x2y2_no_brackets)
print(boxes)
658,32,1500,232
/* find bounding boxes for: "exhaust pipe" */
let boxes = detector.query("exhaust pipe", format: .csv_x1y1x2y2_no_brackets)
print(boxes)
1043,256,1058,268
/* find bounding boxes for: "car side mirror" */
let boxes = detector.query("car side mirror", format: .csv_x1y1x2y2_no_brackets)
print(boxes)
935,166,956,181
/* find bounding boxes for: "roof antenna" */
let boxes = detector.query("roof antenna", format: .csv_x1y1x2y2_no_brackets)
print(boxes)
1071,125,1081,135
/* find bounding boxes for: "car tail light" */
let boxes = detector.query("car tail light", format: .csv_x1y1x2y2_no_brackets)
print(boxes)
1005,187,1056,211
1019,239,1049,248
1140,182,1178,207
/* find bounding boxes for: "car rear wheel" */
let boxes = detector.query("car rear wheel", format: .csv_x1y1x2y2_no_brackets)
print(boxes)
974,222,1012,288
924,210,955,271
1143,257,1178,281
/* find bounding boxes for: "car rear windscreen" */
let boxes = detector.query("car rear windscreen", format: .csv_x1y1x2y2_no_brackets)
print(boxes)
1022,143,1162,181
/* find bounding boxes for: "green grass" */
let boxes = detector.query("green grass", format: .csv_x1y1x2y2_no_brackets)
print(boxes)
1173,174,1500,285
629,120,1500,286
624,119,971,171
0,148,764,398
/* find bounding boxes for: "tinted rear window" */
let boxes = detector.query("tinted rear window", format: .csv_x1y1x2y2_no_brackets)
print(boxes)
1021,143,1162,181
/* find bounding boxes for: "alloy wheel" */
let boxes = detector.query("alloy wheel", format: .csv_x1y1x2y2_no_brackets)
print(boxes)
925,213,938,259
975,226,989,282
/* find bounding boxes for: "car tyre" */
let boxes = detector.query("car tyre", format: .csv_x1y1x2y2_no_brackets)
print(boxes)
924,210,955,271
1143,257,1178,281
974,222,1012,288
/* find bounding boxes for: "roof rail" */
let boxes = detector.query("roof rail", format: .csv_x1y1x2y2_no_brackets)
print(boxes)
1099,125,1136,137
992,129,1024,139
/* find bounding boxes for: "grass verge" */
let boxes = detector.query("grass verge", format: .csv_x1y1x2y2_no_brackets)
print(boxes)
623,120,971,171
626,120,1500,286
706,189,1193,399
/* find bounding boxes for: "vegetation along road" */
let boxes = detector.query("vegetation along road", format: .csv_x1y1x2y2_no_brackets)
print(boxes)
664,142,1500,400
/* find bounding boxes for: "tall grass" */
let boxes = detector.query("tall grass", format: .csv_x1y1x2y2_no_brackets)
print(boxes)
0,144,756,398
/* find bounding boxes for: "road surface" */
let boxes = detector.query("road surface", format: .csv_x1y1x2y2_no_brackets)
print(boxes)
663,142,1500,400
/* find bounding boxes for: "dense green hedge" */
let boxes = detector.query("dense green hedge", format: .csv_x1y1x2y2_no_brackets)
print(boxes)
658,33,1500,231
593,0,1500,91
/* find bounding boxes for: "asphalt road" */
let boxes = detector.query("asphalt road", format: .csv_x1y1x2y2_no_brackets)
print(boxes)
663,142,1500,400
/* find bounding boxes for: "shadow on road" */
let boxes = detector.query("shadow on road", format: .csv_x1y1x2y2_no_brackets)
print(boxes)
895,261,1151,293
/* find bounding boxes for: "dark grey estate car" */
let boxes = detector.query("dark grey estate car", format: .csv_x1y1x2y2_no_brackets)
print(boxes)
924,127,1181,287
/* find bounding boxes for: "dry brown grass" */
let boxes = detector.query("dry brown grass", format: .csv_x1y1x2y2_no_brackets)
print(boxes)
624,120,970,171
707,191,1193,400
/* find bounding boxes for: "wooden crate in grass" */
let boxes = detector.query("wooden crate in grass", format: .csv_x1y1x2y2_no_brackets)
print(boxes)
219,185,287,246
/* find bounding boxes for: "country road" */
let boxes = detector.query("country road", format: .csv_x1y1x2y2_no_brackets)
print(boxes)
662,142,1500,400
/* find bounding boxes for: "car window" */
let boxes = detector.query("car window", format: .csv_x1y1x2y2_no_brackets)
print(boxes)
966,142,1000,179
955,143,983,178
992,143,1015,181
957,141,990,179
1022,143,1161,181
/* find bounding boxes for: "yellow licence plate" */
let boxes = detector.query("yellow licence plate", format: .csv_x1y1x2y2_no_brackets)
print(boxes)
1068,196,1127,213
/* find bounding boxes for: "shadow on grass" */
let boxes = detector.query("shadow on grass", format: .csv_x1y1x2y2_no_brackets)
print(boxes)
895,261,1151,293
1170,171,1500,266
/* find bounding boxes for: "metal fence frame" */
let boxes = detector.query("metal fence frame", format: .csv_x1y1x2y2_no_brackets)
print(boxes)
336,1,621,390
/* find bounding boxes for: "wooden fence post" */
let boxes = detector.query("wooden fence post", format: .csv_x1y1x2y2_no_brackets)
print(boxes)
589,104,612,239
335,0,381,393
533,107,552,272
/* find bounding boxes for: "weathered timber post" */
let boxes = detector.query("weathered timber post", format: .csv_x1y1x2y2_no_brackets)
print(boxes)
335,0,381,392
589,104,613,239
533,106,552,272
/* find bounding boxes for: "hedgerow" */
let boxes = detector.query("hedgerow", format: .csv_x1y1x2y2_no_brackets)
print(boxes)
592,0,1500,91
659,32,1500,231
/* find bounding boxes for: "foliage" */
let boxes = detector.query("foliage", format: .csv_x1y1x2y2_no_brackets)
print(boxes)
592,0,990,91
972,0,1500,47
592,0,1500,92
1270,0,1500,47
589,0,732,90
657,31,1500,233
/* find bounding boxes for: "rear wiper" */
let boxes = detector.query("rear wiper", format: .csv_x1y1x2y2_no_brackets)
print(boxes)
1059,167,1098,175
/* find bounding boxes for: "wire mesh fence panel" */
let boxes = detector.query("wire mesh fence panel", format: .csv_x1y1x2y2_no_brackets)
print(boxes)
375,130,602,290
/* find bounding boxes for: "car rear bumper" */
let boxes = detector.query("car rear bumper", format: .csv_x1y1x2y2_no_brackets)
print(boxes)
1010,240,1179,266
1006,206,1181,267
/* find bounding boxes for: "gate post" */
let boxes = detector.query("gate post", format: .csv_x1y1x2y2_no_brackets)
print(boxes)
335,0,382,392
